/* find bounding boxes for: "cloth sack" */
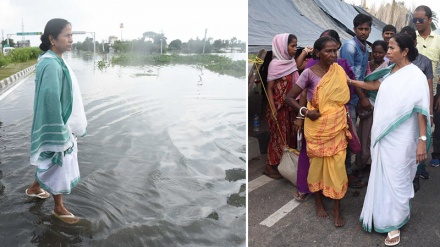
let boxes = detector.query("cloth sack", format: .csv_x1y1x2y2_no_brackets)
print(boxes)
278,148,300,186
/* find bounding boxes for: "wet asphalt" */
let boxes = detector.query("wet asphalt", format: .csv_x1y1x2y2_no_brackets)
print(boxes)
248,137,440,247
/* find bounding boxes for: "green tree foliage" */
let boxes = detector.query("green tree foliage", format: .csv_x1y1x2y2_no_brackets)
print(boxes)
142,31,157,42
168,39,182,51
72,37,96,52
72,31,245,55
112,40,130,53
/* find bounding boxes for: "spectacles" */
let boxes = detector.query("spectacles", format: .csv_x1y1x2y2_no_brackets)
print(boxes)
412,17,425,23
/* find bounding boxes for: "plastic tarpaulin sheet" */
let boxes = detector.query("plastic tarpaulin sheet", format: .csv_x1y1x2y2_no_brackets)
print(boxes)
313,0,384,43
293,0,353,43
248,0,324,53
248,0,389,53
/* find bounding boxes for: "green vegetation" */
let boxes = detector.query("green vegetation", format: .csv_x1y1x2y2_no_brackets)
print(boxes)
248,53,257,61
0,47,41,80
0,60,37,80
71,30,246,54
111,53,246,78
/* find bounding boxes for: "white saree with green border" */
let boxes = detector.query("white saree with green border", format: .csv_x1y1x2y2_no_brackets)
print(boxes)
359,63,431,233
30,50,87,195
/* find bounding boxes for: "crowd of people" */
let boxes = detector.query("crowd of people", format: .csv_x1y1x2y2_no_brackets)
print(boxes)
262,5,440,246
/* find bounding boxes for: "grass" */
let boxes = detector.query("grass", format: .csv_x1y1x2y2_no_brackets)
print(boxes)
0,60,37,80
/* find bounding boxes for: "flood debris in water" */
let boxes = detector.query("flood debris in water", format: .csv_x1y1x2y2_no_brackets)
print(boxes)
134,73,158,77
206,211,219,220
227,184,246,207
225,168,245,182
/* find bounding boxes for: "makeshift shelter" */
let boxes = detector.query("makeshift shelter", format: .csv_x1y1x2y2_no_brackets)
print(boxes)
248,0,388,53
248,0,324,53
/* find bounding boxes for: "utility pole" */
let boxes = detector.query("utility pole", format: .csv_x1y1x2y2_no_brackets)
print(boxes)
160,29,163,55
120,23,124,41
21,18,25,44
202,28,207,54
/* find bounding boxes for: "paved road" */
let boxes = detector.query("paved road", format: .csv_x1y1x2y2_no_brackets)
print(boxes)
248,150,440,247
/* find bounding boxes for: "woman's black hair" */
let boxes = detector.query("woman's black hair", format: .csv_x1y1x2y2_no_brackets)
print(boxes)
320,30,341,45
287,34,297,46
312,36,337,60
39,18,71,51
400,26,417,42
372,40,388,53
391,33,418,62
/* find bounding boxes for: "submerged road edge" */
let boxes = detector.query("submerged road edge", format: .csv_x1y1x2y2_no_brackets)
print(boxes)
0,64,36,96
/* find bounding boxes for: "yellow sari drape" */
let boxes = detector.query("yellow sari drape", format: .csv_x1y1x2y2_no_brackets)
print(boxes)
304,63,350,199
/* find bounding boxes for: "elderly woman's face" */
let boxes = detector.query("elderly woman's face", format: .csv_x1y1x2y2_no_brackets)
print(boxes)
318,41,338,66
386,38,408,64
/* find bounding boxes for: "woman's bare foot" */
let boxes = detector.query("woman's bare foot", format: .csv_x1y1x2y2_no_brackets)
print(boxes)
314,192,329,218
316,205,329,218
333,207,345,227
293,191,307,201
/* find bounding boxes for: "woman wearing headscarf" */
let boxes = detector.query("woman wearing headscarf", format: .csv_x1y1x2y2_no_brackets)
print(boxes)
263,33,312,178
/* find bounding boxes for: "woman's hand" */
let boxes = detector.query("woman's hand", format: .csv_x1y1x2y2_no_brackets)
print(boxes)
303,46,313,55
416,140,427,164
360,97,372,111
306,109,320,121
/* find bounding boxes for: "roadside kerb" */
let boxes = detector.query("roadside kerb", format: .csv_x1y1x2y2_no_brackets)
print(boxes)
0,64,36,95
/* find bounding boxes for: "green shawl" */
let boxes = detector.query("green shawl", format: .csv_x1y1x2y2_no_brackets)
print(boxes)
364,64,394,101
30,50,74,166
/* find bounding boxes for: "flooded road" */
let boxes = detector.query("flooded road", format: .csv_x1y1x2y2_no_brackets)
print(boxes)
0,52,246,246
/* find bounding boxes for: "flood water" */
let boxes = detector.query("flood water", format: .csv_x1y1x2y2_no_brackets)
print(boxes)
0,52,246,246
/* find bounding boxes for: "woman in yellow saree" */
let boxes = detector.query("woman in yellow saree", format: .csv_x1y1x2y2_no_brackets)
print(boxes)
286,36,350,227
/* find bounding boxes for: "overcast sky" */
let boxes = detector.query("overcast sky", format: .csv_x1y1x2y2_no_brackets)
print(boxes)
0,0,247,46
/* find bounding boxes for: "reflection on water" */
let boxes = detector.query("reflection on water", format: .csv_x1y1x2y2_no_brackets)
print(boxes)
0,51,246,246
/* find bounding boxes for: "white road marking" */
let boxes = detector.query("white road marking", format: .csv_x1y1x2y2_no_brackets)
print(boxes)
259,199,301,227
248,175,273,193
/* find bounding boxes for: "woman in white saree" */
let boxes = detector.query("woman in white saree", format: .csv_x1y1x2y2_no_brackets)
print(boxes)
348,33,430,246
25,19,87,224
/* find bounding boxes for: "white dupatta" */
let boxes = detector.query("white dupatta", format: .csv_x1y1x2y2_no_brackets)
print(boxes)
65,61,87,137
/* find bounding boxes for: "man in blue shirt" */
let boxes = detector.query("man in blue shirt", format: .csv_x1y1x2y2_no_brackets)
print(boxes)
340,13,372,188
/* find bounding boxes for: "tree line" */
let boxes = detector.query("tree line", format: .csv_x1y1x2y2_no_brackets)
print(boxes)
72,31,246,54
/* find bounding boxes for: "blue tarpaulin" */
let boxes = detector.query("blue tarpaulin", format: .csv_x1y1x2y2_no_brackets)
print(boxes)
249,0,388,53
